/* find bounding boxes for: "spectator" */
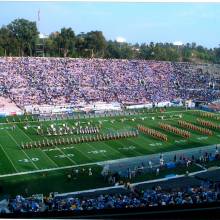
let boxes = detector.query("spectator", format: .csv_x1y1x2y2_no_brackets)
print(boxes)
7,181,220,213
0,57,218,109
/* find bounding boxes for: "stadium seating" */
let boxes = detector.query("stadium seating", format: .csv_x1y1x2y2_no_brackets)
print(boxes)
0,57,219,108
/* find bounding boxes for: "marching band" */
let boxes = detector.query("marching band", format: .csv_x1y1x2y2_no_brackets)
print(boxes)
137,125,168,141
159,123,191,138
20,130,139,150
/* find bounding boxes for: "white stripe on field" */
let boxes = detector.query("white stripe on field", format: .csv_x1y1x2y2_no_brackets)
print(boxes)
5,130,39,170
0,142,19,173
55,167,219,198
30,126,77,165
17,126,59,168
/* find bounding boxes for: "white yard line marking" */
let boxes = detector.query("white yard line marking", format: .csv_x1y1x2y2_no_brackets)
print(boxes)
73,146,95,162
17,126,59,168
84,142,110,160
0,161,100,178
101,141,125,157
52,168,220,198
5,130,39,170
195,163,207,170
109,123,144,156
0,142,19,173
30,126,77,165
0,143,218,178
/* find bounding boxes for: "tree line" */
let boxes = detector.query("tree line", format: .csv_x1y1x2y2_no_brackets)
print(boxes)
0,18,220,63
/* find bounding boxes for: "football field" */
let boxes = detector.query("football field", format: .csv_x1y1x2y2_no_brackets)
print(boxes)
0,107,220,178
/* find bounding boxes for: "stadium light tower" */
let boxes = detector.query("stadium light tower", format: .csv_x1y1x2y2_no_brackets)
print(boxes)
173,41,183,47
116,37,126,56
173,41,183,61
36,9,49,57
116,37,126,44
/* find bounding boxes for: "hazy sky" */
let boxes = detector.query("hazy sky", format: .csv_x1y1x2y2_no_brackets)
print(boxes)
0,2,220,48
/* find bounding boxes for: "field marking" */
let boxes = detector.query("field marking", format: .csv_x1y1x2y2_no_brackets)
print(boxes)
0,161,101,178
111,138,143,156
16,126,59,168
149,142,163,147
43,146,75,152
47,121,95,163
175,140,187,144
43,148,59,152
73,146,95,162
194,163,206,170
0,142,19,173
84,142,110,160
0,143,218,178
101,141,126,157
0,108,217,176
44,119,104,163
118,146,136,150
56,168,216,198
0,127,13,130
88,150,106,154
197,136,208,140
127,136,155,153
30,126,77,165
116,118,161,153
161,117,181,121
120,124,156,153
5,130,39,170
109,122,145,156
54,153,75,159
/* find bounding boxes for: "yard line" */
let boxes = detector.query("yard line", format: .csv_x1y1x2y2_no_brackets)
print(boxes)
0,143,217,178
107,139,143,157
74,145,95,162
0,142,19,173
63,121,111,161
30,126,77,165
85,119,143,158
0,161,101,178
110,122,148,155
5,130,39,170
101,141,131,157
16,126,59,168
84,142,111,160
194,163,206,170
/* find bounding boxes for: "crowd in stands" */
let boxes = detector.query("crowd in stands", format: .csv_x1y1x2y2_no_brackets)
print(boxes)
6,179,220,213
0,57,219,109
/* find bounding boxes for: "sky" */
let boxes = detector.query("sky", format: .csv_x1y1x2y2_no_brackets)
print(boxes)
0,2,220,48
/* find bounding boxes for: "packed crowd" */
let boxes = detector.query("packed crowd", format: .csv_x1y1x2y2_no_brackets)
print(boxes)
6,180,220,213
0,57,219,109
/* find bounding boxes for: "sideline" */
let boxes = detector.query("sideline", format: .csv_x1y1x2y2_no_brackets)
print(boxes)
0,143,219,178
55,167,220,198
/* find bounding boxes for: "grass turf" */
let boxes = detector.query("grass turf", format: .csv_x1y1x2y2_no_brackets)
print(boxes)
0,107,220,196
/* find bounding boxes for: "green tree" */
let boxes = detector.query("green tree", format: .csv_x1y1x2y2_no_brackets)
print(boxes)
75,32,87,57
0,26,12,56
85,31,106,57
7,18,39,56
104,40,121,58
59,27,75,57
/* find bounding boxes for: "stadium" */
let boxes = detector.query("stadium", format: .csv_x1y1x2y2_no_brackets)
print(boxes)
0,2,220,219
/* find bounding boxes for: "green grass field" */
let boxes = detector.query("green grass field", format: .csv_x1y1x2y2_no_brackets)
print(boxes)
0,107,220,196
